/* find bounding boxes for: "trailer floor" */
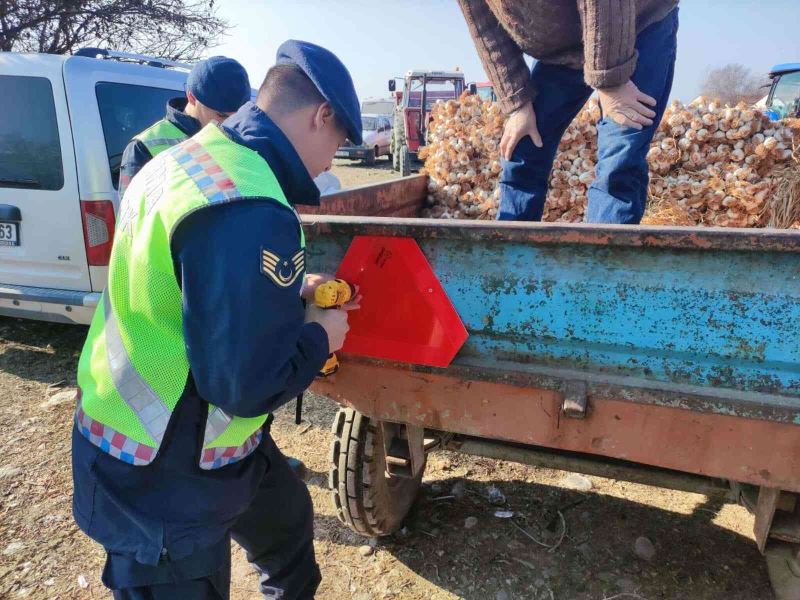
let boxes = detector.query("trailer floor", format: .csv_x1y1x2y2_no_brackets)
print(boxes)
0,316,773,600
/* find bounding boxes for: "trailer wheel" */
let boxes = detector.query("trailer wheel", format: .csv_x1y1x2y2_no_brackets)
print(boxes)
363,147,376,167
329,408,424,537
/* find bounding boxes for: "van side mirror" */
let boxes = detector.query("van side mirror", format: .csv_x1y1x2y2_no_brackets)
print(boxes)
468,83,477,95
388,79,396,92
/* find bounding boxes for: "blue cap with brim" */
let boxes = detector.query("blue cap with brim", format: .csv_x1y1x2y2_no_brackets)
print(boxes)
275,40,362,145
187,56,251,114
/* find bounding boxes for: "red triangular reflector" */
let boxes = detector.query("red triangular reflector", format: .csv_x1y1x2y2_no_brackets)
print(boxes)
336,236,467,368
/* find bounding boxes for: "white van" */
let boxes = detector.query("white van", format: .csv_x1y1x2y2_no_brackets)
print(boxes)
0,49,193,324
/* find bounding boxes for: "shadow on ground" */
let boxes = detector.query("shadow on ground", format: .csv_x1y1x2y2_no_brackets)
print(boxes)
312,473,769,600
0,317,86,384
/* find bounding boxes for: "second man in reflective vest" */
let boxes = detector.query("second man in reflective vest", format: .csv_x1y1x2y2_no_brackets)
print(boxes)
117,55,251,196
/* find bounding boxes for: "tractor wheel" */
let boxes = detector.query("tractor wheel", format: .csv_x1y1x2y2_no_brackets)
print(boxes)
329,408,424,537
363,147,376,167
399,145,411,177
392,111,406,172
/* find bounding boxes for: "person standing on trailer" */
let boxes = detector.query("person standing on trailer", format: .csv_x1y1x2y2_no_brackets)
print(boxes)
457,0,679,224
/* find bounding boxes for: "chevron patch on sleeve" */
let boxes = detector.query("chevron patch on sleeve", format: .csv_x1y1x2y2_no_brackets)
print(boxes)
261,247,305,288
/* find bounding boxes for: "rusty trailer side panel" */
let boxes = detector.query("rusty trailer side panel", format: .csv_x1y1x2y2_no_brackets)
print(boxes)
298,175,427,218
313,361,800,492
301,178,800,490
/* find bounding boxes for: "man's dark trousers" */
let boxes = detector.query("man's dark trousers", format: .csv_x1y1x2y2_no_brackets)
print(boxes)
107,435,320,600
498,8,679,224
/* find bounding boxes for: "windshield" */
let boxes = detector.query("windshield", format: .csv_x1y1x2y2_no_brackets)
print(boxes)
361,117,378,131
769,71,800,119
477,87,495,102
406,79,462,109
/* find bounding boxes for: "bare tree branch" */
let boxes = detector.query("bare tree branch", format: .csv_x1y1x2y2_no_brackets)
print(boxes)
700,64,767,106
0,0,228,61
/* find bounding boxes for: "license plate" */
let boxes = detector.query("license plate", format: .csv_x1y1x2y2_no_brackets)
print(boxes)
335,151,350,158
0,221,19,246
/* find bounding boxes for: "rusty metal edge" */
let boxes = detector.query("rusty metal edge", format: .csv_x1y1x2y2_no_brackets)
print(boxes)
334,355,800,425
298,175,426,217
447,436,731,497
302,214,800,253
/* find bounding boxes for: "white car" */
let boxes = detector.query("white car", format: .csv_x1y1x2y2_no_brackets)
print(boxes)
335,114,392,165
0,49,226,325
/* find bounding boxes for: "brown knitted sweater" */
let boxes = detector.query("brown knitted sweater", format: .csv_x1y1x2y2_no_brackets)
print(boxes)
457,0,678,114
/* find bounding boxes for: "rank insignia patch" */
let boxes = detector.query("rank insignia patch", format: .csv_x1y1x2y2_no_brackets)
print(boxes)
261,247,305,288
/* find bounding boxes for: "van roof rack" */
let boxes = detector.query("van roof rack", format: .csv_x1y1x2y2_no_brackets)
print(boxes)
74,47,192,71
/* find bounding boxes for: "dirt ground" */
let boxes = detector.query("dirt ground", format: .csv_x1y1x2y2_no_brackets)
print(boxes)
330,156,400,188
0,164,774,600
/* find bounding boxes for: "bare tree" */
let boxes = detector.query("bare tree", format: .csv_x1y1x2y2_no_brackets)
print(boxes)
700,64,767,106
0,0,228,61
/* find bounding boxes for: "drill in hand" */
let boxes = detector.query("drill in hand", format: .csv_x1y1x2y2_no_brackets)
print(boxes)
314,278,356,376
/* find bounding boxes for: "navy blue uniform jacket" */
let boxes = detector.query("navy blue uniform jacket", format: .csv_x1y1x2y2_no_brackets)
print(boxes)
72,102,329,577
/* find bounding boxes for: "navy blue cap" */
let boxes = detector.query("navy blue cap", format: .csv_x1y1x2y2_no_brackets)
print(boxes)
187,56,251,113
275,40,362,145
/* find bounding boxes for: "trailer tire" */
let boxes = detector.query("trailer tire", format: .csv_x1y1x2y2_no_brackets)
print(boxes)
329,408,424,537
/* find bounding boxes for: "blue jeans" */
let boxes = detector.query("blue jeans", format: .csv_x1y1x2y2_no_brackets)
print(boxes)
498,8,679,224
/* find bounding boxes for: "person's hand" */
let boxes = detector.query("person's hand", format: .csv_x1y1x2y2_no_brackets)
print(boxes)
596,81,657,130
305,297,361,353
500,102,542,160
301,273,336,301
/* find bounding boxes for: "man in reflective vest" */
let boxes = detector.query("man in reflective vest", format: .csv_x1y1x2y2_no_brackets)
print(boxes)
117,56,251,197
72,40,362,599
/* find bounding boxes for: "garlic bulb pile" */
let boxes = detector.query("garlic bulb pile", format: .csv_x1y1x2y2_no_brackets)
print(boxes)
645,98,798,227
542,98,601,222
420,92,800,228
420,92,505,219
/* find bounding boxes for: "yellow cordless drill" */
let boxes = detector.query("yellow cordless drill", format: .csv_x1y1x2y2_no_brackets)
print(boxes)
314,278,356,376
296,278,355,425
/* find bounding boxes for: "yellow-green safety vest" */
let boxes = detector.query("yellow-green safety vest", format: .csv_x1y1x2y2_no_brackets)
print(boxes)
76,123,302,470
118,119,187,198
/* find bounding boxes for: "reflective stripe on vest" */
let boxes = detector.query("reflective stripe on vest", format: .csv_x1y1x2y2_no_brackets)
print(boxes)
103,293,171,445
165,134,263,470
141,136,183,153
167,138,242,203
200,429,263,471
74,391,156,465
136,120,187,156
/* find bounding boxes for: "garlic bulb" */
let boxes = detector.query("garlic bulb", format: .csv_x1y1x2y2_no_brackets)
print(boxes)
422,92,800,227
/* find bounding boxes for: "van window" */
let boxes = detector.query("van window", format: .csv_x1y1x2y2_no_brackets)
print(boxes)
0,75,64,191
95,82,180,188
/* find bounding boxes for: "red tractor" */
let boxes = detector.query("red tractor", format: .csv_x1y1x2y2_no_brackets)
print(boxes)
389,70,466,176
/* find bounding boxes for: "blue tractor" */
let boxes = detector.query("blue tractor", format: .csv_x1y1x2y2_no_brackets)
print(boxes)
764,62,800,120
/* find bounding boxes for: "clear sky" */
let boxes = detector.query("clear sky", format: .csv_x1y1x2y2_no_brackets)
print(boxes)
214,0,800,104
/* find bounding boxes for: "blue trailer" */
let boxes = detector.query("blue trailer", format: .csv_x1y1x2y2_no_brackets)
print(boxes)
299,175,800,598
